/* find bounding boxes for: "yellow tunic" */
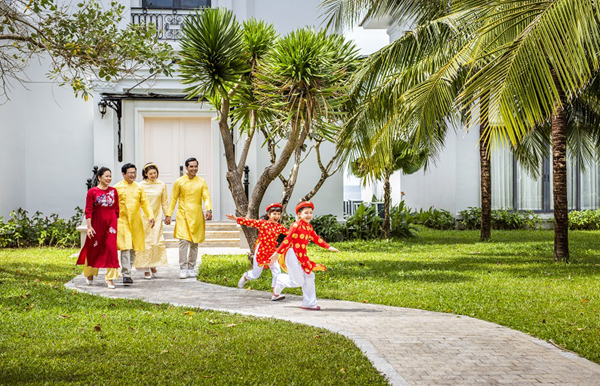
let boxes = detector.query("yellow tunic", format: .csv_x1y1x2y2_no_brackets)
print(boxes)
114,180,154,251
166,175,212,243
135,179,169,268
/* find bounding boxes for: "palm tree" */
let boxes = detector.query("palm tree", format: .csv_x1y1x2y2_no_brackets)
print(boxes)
348,138,427,238
324,0,600,259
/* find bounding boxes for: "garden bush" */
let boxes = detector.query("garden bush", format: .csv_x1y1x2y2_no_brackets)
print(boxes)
310,214,345,242
568,209,600,230
344,204,382,240
389,201,418,238
412,207,456,230
0,207,83,248
458,207,541,230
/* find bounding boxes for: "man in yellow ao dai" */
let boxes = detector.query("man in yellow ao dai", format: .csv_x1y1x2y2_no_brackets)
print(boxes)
114,163,155,284
165,157,212,279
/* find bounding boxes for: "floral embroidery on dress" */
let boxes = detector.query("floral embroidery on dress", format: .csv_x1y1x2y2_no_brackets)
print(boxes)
93,240,98,247
108,227,116,234
95,190,115,207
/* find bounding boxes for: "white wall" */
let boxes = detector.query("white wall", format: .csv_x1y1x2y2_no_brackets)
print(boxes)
0,56,94,218
0,84,26,218
401,127,480,215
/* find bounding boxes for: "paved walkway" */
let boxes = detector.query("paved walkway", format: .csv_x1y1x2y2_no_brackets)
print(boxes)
66,249,600,385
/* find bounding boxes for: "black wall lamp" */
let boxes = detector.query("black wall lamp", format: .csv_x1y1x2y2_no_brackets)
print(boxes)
98,98,124,162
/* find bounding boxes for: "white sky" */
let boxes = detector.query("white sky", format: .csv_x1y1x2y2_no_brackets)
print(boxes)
344,26,389,55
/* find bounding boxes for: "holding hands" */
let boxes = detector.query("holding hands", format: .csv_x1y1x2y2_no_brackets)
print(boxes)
164,216,172,225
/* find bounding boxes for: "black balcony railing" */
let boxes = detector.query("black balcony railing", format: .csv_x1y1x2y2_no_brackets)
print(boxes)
131,9,202,40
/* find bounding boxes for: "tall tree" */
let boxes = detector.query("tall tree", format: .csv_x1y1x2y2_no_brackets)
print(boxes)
324,0,600,260
348,138,427,238
0,0,174,101
179,8,359,246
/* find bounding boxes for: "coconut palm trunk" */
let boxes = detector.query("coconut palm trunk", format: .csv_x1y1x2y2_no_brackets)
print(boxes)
480,95,492,240
551,68,569,262
380,170,391,239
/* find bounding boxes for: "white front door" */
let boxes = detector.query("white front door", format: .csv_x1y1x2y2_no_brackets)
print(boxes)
143,116,213,204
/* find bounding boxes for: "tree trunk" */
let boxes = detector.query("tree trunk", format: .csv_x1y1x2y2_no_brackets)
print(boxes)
551,68,569,262
480,94,492,241
380,171,391,239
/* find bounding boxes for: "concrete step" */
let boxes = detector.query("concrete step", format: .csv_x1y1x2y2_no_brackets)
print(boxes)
163,230,240,240
164,238,241,248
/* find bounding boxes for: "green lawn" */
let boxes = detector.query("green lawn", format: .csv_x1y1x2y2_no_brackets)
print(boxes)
199,228,600,364
0,249,386,385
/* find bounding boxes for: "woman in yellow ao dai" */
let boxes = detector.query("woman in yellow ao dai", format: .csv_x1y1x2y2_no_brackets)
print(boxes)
135,163,169,277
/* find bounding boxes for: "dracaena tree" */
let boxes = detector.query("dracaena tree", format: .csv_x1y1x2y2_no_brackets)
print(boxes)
0,0,174,102
179,8,359,246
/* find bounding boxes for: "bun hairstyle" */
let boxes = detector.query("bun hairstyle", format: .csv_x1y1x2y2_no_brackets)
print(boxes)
96,167,111,179
142,162,159,180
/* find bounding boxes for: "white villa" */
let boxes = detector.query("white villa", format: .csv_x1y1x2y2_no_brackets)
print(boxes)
2,0,598,224
0,0,345,221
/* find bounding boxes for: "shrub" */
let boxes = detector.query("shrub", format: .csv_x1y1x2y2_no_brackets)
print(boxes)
458,207,541,230
412,207,456,230
389,201,418,238
310,214,345,242
569,209,600,230
0,207,83,248
344,204,382,240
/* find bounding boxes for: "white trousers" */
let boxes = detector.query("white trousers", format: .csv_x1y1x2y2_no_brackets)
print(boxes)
120,250,135,278
274,248,317,308
179,239,200,269
245,243,281,287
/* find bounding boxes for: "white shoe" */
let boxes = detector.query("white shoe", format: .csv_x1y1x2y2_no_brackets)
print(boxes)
179,269,188,279
188,269,197,278
144,273,152,280
237,274,248,289
106,282,115,289
271,294,285,301
85,278,93,285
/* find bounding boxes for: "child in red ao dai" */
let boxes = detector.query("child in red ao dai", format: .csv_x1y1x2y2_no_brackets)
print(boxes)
226,203,288,294
271,201,340,310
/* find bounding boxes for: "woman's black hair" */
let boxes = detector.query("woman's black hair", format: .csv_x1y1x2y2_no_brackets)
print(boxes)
142,163,159,180
262,207,283,221
185,157,198,167
121,163,136,174
97,167,111,179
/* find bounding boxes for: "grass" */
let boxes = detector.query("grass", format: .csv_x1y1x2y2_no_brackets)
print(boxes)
0,249,387,385
198,227,600,365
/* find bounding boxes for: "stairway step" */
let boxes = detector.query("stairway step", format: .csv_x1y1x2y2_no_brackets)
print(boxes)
164,239,241,248
163,230,239,239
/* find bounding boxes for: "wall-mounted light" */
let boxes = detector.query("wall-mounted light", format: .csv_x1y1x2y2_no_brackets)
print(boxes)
98,100,108,117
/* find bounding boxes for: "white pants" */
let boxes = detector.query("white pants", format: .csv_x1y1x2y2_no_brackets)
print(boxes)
179,239,200,269
245,243,281,287
120,250,135,278
274,248,317,308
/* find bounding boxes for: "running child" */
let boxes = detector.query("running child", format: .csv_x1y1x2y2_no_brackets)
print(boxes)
271,201,340,310
226,203,288,293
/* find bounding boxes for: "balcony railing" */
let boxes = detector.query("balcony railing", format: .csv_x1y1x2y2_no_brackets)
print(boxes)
131,8,203,40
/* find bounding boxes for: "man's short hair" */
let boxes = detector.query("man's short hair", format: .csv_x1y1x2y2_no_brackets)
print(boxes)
185,157,198,167
121,163,136,174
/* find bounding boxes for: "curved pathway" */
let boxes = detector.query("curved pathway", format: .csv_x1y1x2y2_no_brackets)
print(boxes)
66,249,600,385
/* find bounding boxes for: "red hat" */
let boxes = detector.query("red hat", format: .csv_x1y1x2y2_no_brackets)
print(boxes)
265,202,283,212
295,201,314,214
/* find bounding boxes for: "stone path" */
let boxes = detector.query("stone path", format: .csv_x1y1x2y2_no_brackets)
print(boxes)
66,248,600,385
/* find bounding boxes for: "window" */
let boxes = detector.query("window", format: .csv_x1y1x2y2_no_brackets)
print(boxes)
492,148,595,211
142,0,210,9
